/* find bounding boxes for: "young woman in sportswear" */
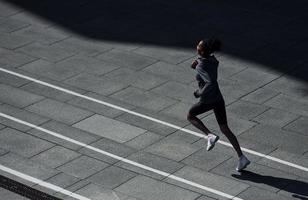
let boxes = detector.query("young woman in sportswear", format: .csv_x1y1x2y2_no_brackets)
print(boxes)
187,38,250,171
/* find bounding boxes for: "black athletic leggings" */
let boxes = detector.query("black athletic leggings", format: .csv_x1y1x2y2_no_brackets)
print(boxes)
188,99,227,125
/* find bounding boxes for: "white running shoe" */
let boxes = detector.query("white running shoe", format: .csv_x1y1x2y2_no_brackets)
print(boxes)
206,134,219,151
236,155,250,172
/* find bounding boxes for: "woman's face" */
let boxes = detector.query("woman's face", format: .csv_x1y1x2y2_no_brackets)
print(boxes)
197,41,205,56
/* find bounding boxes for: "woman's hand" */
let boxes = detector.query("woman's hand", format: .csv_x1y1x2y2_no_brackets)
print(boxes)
191,60,198,69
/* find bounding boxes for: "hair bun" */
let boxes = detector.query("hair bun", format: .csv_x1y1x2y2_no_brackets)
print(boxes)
202,37,222,53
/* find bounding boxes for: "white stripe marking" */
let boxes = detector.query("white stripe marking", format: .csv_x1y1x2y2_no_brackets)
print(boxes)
0,164,91,200
0,67,307,172
0,112,243,200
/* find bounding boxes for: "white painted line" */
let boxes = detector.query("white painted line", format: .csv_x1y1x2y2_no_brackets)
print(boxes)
0,164,91,200
0,112,244,200
0,67,307,173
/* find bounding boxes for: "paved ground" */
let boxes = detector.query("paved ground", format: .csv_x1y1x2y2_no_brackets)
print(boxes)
0,0,307,199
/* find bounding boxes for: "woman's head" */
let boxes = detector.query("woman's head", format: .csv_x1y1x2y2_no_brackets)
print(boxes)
197,37,221,57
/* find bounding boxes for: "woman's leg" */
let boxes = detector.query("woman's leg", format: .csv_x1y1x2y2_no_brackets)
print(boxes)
214,100,243,157
187,102,212,136
219,124,243,157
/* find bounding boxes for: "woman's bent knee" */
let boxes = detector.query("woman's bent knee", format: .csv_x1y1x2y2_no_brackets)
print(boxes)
187,113,195,121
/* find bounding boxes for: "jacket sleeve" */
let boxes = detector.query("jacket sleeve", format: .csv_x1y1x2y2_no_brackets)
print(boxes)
196,81,211,97
196,69,212,96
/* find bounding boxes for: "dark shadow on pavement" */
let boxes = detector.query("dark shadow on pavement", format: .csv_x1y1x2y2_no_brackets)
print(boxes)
3,0,308,83
232,170,308,200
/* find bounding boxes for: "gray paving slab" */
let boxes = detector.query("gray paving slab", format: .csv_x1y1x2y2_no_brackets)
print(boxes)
265,94,308,117
0,127,55,158
164,166,249,199
263,75,308,99
256,149,308,179
0,83,45,108
19,59,82,81
133,46,194,64
78,138,137,164
226,100,269,120
17,42,75,62
30,146,81,168
239,124,308,154
32,172,81,195
0,146,8,156
64,183,129,200
26,99,93,125
87,166,137,189
201,112,257,135
111,86,178,112
252,108,299,127
0,70,30,87
237,186,291,200
115,175,200,200
241,88,280,104
130,71,169,90
210,157,299,193
53,36,114,56
0,188,30,200
104,67,168,91
0,103,50,132
145,137,200,162
124,131,163,150
0,47,37,68
73,114,146,143
229,68,278,89
15,68,87,94
284,116,308,137
13,25,69,45
115,107,189,136
0,32,32,50
115,151,184,180
64,73,129,96
27,120,100,151
97,49,157,70
20,81,76,102
215,57,248,80
95,40,140,52
57,155,109,179
195,195,216,200
58,55,121,76
53,179,91,199
181,148,232,171
142,61,195,84
0,18,30,33
218,79,253,103
151,81,196,103
164,129,201,144
158,101,193,122
0,152,59,181
0,1,21,17
10,12,53,28
67,92,136,118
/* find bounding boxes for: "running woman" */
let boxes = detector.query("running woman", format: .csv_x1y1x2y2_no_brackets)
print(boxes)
187,38,250,171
